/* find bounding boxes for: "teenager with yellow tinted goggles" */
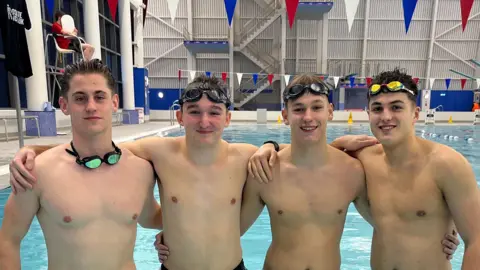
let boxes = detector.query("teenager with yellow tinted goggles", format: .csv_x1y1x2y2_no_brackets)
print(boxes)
368,81,416,97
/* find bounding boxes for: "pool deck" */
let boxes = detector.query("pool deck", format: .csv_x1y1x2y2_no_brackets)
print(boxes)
0,121,180,190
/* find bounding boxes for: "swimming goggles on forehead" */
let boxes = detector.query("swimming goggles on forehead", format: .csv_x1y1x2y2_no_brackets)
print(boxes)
284,83,330,101
179,82,231,108
65,141,122,169
369,81,415,96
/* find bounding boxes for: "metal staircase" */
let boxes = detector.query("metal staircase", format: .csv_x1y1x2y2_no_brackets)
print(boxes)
235,1,281,50
235,78,273,108
241,43,278,74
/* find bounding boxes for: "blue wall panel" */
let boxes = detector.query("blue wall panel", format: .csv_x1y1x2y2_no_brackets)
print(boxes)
429,90,474,111
149,89,182,110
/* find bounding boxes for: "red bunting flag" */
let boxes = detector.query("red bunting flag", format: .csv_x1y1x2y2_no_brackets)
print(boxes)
320,76,324,81
178,69,181,81
222,72,228,83
268,74,274,84
413,77,419,84
366,77,372,86
285,0,300,28
460,0,475,31
461,78,467,89
107,0,119,21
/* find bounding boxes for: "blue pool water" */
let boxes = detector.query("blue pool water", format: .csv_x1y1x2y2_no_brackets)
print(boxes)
0,124,478,269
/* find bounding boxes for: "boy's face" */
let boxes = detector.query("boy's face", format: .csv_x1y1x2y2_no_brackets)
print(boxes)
282,92,333,144
59,73,118,137
176,95,231,145
368,91,419,146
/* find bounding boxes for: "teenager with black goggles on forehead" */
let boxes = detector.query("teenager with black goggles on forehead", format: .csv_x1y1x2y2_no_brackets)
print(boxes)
249,69,479,269
0,60,163,270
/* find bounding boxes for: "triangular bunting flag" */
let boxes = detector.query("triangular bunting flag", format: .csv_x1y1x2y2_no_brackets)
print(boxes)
236,73,243,85
460,0,475,31
349,77,356,88
224,0,238,27
345,0,360,32
285,0,300,29
366,77,372,86
445,78,451,89
107,0,119,21
429,78,435,89
477,78,480,88
178,69,182,81
253,74,258,85
189,71,196,81
268,74,274,84
166,0,180,23
402,0,418,33
320,76,324,81
333,77,340,88
206,71,211,78
284,75,291,86
461,78,467,89
221,72,227,83
413,77,419,84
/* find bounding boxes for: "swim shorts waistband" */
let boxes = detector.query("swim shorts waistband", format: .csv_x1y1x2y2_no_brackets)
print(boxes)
161,259,247,270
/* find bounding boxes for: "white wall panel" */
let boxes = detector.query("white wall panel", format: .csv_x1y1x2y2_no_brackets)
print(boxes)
328,19,364,39
143,18,186,38
368,20,430,40
286,40,296,59
149,59,187,77
150,78,187,89
328,40,363,59
367,40,428,59
298,40,317,59
430,60,474,78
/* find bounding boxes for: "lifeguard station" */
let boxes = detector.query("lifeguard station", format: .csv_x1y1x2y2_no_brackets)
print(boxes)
44,15,86,104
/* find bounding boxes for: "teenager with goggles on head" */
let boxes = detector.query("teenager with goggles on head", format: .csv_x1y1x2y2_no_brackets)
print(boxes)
249,69,472,269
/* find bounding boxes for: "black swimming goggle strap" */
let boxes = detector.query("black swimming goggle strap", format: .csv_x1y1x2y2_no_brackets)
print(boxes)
65,141,122,166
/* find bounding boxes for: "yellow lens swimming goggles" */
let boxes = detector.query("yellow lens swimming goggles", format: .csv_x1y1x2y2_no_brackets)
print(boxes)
369,81,415,96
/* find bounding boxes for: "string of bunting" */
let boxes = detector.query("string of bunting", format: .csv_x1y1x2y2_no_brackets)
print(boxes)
178,69,480,90
154,0,476,32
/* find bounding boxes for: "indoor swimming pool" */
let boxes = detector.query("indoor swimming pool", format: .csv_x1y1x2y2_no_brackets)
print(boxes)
0,124,478,269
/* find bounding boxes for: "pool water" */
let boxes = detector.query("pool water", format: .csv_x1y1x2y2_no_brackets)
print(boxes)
0,124,478,269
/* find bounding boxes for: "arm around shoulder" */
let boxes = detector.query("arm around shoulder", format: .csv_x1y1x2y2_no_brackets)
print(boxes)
138,165,163,230
240,174,266,236
435,148,480,268
119,137,173,162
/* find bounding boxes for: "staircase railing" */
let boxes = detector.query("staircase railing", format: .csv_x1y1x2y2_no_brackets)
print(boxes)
237,0,279,43
244,42,278,71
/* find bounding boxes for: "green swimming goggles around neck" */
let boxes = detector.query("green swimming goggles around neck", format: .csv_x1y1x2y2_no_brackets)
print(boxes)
65,141,122,169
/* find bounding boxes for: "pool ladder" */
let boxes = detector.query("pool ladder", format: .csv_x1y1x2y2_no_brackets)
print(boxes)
170,100,180,126
434,105,443,111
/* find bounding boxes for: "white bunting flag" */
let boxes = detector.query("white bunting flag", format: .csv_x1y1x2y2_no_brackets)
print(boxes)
236,73,243,85
189,71,196,81
166,0,180,24
429,78,435,89
284,75,291,86
345,0,360,32
333,76,340,88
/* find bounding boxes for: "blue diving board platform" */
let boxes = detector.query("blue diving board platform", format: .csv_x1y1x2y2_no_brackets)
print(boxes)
183,41,230,54
296,2,334,20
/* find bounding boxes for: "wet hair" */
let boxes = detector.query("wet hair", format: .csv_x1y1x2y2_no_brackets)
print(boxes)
54,11,65,22
368,68,418,104
59,59,116,98
283,74,329,107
